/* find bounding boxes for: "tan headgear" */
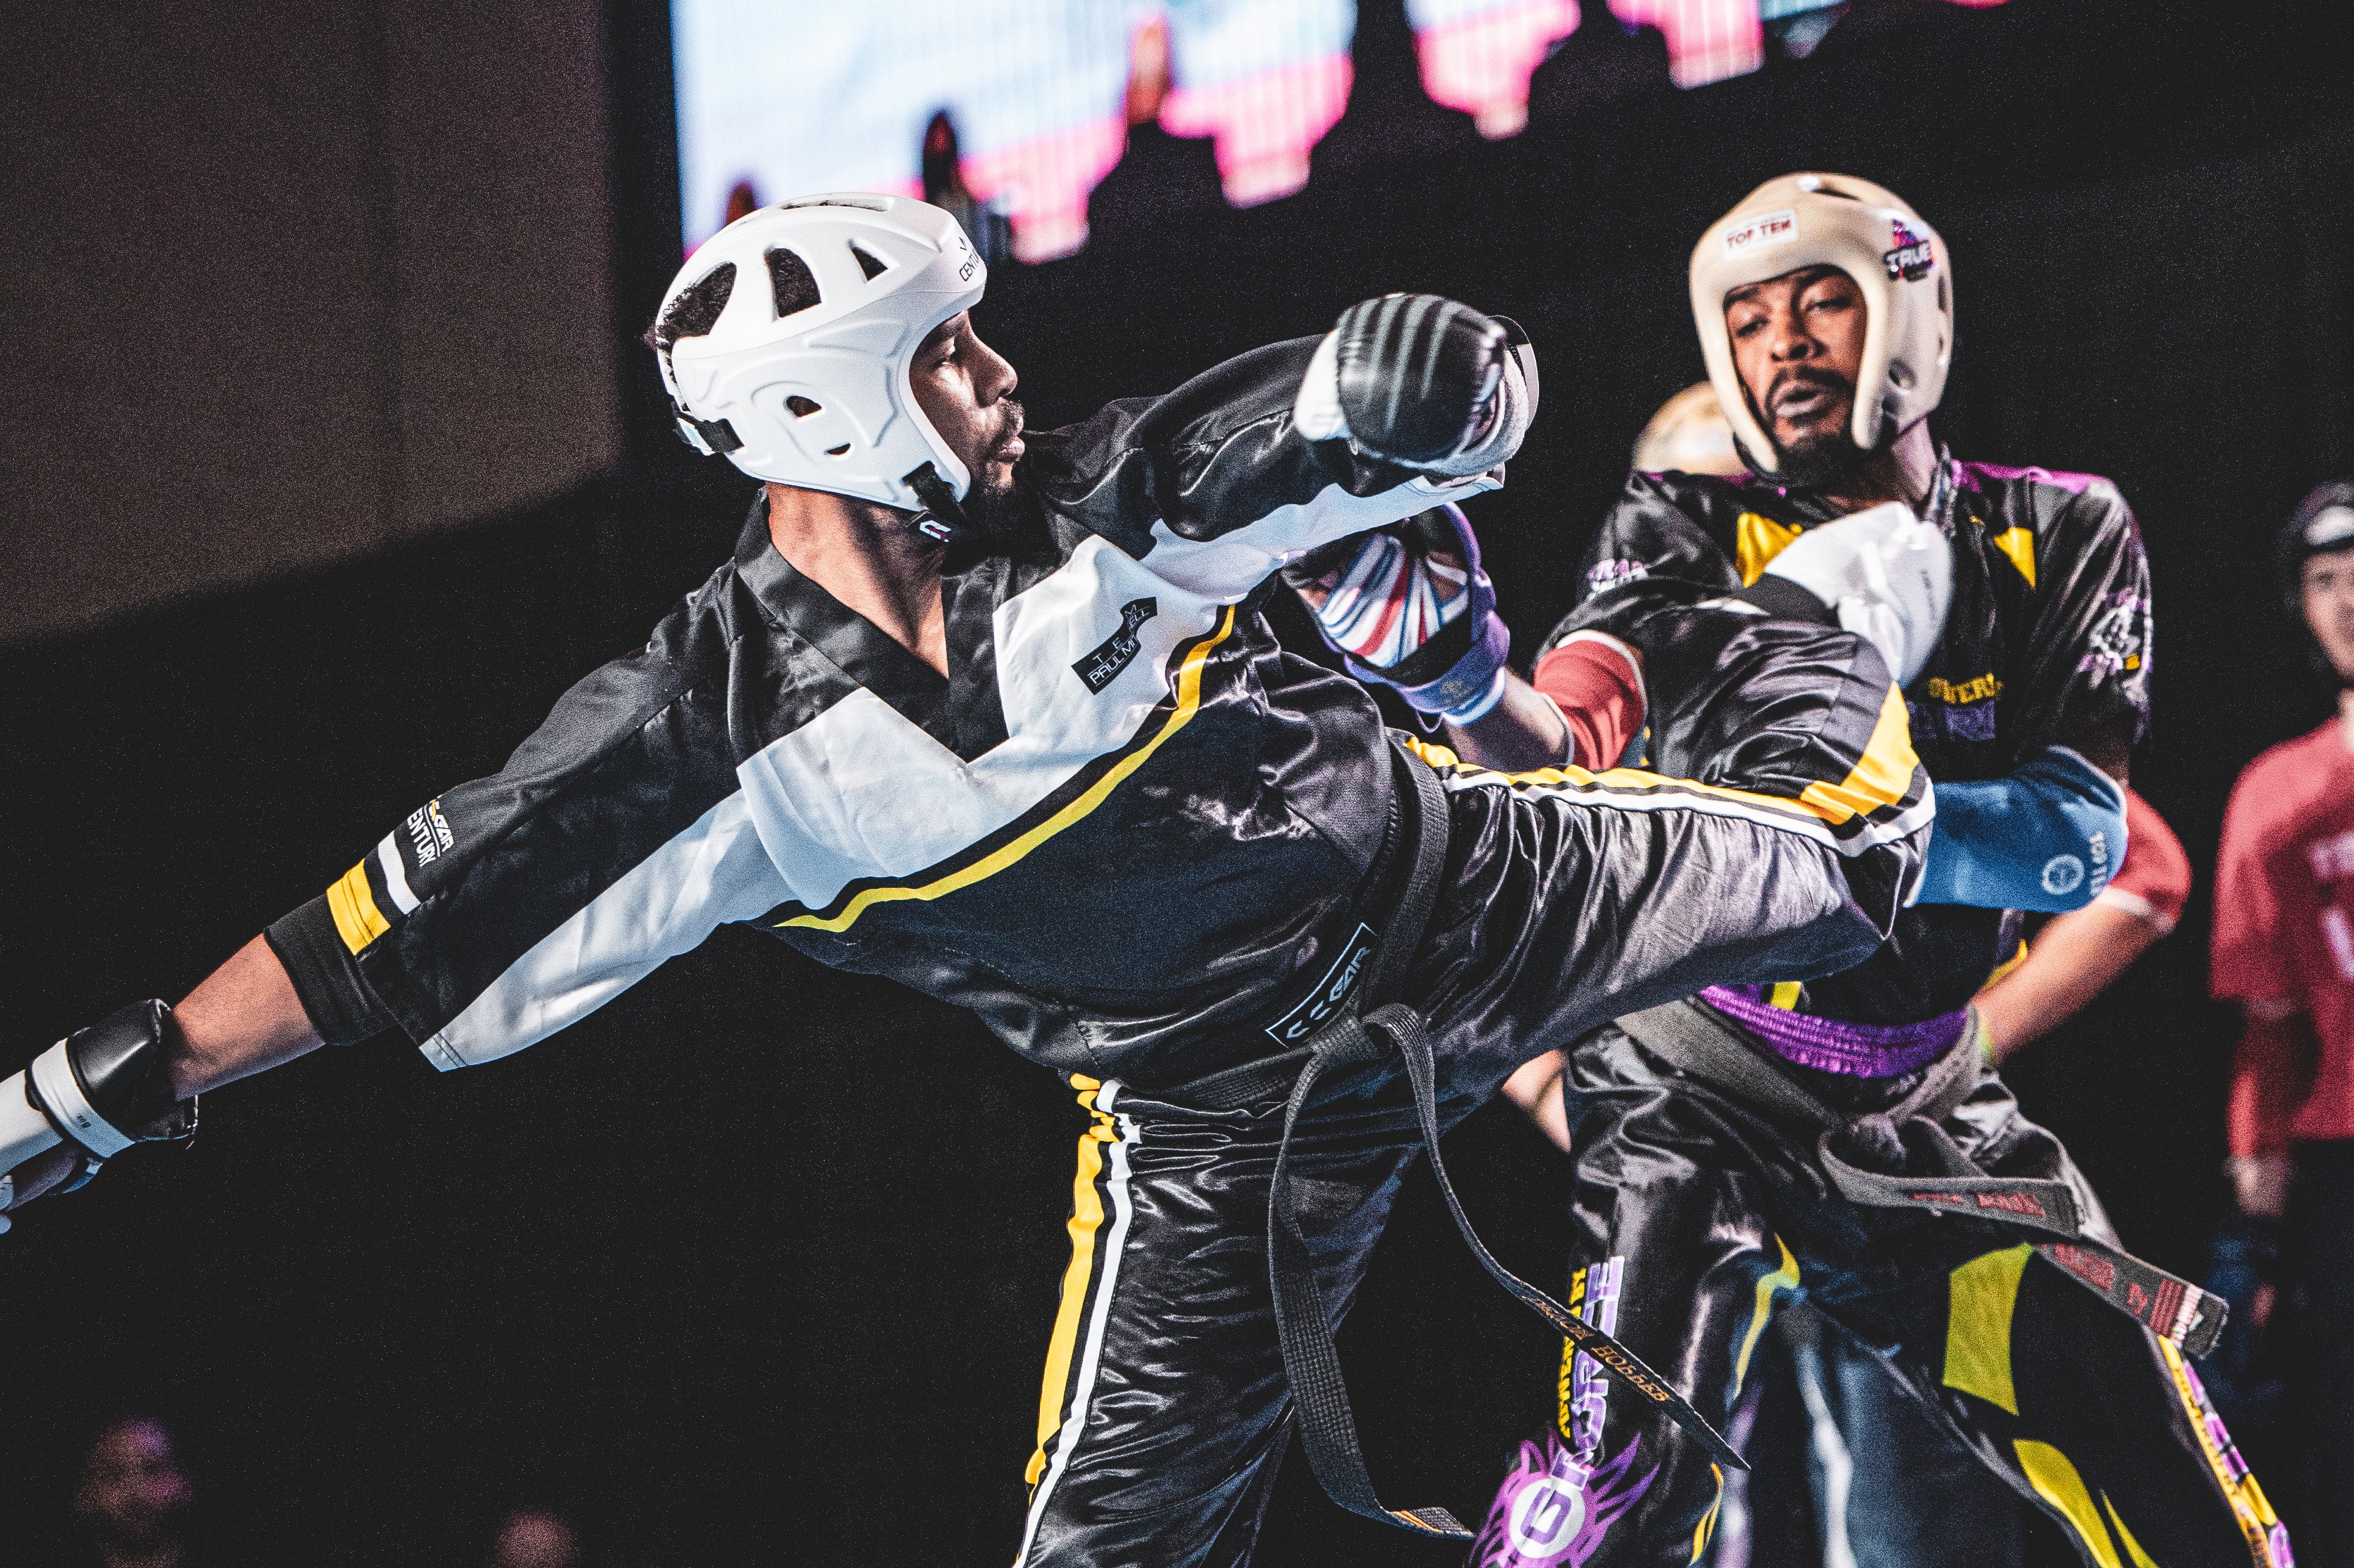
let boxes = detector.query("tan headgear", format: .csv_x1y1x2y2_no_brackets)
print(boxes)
1688,173,1953,478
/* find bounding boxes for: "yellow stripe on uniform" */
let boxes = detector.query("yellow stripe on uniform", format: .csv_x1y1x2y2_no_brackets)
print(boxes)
1944,1243,2032,1415
2103,1496,2164,1568
325,860,390,954
785,609,1238,935
1989,525,2037,588
1735,512,1804,585
1733,1236,1801,1394
1798,683,1920,825
2014,1442,2124,1568
1408,734,1907,840
1026,1077,1119,1489
1689,1463,1725,1563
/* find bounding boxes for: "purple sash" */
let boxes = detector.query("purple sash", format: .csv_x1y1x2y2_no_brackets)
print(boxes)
1697,986,1970,1077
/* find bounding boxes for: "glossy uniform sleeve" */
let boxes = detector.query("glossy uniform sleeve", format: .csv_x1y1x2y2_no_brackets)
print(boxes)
1564,470,1747,612
1019,336,1508,605
1999,478,2154,756
265,582,793,1069
2213,760,2313,1155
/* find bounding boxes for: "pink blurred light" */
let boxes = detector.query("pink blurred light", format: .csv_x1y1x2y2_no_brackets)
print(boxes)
1607,0,1761,87
1416,0,1581,139
961,114,1131,262
1161,53,1355,207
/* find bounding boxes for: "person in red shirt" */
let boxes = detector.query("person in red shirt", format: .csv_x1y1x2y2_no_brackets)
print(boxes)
2214,478,2354,1564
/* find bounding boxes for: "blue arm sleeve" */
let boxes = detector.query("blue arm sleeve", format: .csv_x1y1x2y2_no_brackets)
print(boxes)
1914,746,2127,911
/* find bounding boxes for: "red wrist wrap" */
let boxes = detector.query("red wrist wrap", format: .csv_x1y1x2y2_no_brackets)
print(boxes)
1534,635,1645,771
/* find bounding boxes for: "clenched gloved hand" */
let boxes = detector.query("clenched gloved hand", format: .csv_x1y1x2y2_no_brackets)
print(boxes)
1292,295,1538,477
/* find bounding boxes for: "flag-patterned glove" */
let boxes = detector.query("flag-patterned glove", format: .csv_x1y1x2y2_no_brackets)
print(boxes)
1285,504,1510,723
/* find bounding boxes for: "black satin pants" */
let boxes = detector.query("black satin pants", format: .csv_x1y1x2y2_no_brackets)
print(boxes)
1467,1023,2290,1568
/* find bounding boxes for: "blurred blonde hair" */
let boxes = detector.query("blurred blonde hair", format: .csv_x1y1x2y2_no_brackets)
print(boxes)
1632,382,1746,477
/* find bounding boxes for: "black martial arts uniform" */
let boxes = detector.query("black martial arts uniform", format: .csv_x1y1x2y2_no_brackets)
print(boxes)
262,337,1927,1566
1468,460,2287,1568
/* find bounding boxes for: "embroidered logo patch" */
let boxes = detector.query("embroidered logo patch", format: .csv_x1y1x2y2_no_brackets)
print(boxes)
1883,218,1936,281
1072,598,1157,694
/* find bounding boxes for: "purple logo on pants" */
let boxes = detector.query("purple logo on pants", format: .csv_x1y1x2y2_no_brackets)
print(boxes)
1471,1431,1658,1566
1469,1257,1660,1565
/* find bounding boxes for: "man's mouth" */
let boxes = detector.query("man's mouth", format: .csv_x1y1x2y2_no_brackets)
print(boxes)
1771,375,1843,424
991,414,1025,465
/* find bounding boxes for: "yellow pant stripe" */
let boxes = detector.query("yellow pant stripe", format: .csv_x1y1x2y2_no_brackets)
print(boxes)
1408,682,1922,843
1798,683,1920,825
1025,1078,1118,1489
2104,1494,2164,1568
2015,1441,2123,1568
1734,1236,1800,1394
325,860,389,954
1688,1463,1724,1563
1944,1243,2033,1415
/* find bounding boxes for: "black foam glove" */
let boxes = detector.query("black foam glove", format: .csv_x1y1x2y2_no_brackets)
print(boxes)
1324,295,1531,472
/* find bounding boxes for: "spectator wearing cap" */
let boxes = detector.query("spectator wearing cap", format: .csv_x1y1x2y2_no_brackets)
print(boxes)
2213,480,2354,1563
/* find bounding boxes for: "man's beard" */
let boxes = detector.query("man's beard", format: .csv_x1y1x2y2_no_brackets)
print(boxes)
1751,370,1867,489
952,398,1035,545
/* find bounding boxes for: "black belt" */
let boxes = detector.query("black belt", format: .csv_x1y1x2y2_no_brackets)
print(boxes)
1165,741,1745,1542
1617,997,2226,1359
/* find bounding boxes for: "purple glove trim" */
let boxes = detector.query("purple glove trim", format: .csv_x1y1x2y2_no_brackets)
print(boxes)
1334,504,1511,720
1698,986,1971,1078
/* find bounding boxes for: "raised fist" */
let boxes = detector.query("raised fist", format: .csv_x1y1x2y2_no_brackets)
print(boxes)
1294,295,1537,477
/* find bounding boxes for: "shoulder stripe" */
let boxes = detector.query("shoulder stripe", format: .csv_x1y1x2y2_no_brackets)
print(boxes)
776,607,1241,934
1734,512,1803,586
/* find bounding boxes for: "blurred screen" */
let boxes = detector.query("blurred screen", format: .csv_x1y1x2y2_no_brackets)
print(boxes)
672,0,1994,262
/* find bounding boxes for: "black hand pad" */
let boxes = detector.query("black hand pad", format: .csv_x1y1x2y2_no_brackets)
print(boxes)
1331,294,1508,467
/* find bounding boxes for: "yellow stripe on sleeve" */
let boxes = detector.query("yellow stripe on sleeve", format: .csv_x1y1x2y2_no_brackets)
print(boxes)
325,860,390,955
785,610,1238,935
1735,512,1804,585
1798,683,1921,825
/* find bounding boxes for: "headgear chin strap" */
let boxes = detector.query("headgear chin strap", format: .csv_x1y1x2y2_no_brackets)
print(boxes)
654,194,988,517
1689,173,1953,480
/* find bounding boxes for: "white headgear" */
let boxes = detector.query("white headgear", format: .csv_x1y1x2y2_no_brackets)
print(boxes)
1688,173,1953,478
654,194,988,517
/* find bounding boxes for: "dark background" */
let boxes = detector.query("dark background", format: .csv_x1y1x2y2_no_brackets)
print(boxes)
4,0,2350,1562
